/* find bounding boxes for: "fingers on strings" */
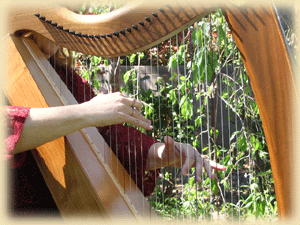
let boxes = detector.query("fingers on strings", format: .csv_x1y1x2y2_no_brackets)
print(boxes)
117,92,143,112
130,98,143,112
120,97,152,130
181,155,214,181
121,110,153,130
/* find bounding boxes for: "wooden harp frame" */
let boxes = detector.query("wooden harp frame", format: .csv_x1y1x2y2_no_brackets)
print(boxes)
4,1,297,221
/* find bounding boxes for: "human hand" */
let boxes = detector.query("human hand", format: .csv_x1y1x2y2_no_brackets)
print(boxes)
163,136,226,182
80,92,153,130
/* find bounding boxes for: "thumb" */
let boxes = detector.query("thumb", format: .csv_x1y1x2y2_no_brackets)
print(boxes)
164,136,175,152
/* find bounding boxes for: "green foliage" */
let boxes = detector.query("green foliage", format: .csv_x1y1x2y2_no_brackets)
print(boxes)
75,6,276,222
122,9,275,222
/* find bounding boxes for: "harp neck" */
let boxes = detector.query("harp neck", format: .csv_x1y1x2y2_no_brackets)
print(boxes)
8,2,218,57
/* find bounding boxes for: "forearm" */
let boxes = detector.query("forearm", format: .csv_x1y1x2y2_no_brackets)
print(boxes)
13,104,88,154
12,92,151,154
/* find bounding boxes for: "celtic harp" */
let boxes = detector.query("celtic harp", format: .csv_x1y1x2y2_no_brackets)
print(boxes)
4,1,296,221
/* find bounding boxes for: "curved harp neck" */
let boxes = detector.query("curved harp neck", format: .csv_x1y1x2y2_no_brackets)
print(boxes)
8,2,218,57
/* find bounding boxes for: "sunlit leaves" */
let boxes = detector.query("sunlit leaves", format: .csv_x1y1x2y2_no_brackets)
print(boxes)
75,7,273,221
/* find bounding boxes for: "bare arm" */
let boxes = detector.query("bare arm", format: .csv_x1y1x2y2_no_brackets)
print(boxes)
14,92,152,154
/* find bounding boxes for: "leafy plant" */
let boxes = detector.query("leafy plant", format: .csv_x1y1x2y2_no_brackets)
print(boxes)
74,5,277,222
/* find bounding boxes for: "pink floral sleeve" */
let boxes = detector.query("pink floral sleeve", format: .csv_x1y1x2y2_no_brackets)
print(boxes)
4,106,30,169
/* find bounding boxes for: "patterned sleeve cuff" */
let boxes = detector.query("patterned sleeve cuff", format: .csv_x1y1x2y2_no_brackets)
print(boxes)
4,106,30,157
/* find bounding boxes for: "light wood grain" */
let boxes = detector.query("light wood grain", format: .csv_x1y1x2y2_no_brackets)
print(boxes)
4,34,157,221
7,3,216,57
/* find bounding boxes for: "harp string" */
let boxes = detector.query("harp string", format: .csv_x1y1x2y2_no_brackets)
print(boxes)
203,18,212,219
169,37,178,220
196,21,205,219
176,32,184,221
114,57,119,190
217,16,224,216
182,28,190,221
217,18,226,207
226,20,234,219
189,26,198,220
149,46,158,214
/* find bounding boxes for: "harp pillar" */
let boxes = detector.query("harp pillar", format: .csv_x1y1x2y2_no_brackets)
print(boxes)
223,4,297,218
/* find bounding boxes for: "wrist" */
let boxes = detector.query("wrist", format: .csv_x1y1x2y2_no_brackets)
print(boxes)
76,103,93,128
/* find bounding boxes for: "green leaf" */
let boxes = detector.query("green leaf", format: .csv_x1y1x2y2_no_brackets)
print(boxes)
180,99,193,120
210,128,219,139
189,176,195,187
145,104,153,117
223,154,231,166
91,56,101,66
129,54,136,63
195,47,205,67
168,55,178,70
169,89,177,104
193,139,200,148
218,25,226,47
104,58,109,66
181,101,187,119
211,179,218,195
123,70,132,84
94,80,100,90
201,21,210,38
195,116,202,127
257,170,272,177
220,179,230,190
165,171,169,180
254,139,262,152
177,45,186,64
205,178,210,185
170,72,178,81
138,52,144,59
237,135,247,152
179,95,187,107
192,27,203,47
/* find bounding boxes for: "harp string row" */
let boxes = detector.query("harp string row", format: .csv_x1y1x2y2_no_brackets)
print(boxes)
44,7,275,222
